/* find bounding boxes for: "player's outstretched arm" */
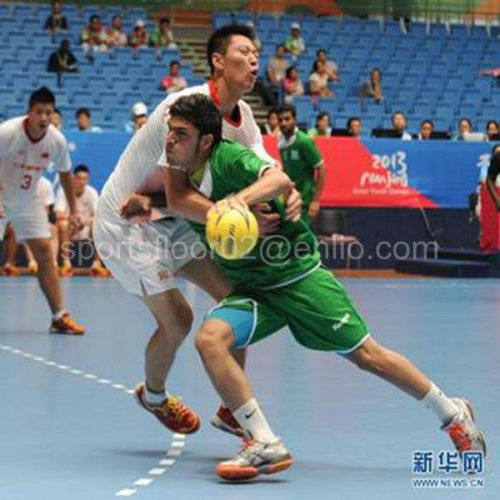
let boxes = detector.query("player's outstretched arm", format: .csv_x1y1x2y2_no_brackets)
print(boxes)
232,167,294,208
163,168,215,224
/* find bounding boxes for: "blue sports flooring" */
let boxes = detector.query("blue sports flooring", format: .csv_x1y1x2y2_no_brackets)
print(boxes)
0,276,499,500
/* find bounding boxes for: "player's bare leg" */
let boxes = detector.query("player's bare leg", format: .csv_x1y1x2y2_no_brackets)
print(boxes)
347,337,486,453
177,256,247,437
195,319,294,479
2,224,21,276
22,242,38,274
24,237,84,334
135,286,200,434
56,217,73,276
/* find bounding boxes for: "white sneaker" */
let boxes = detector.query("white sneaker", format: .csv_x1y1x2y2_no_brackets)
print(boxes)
442,398,486,455
216,438,294,480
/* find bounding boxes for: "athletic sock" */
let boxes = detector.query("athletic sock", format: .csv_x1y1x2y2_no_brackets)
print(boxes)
422,383,460,425
233,398,277,442
145,384,167,406
53,310,68,321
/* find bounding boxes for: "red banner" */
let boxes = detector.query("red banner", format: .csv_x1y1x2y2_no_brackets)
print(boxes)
263,135,438,208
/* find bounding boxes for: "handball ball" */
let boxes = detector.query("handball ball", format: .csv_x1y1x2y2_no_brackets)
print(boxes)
206,204,259,260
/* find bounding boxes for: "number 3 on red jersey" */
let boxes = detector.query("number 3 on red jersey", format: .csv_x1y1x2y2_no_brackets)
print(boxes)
20,174,32,190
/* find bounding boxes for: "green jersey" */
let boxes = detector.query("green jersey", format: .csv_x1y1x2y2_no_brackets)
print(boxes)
278,128,323,217
188,140,320,290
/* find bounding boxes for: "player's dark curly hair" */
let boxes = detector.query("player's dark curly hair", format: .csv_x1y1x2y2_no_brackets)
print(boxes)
169,94,222,147
206,24,255,75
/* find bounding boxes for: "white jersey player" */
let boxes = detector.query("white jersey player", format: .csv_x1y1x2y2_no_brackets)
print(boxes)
94,25,300,436
0,87,84,334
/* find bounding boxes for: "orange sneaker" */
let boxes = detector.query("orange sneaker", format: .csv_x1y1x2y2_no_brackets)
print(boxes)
50,313,85,335
27,260,39,275
2,264,21,276
211,405,245,438
134,382,200,434
443,398,486,455
216,438,294,480
90,263,111,277
59,262,73,277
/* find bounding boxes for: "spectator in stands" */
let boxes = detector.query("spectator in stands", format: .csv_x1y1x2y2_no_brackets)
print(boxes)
129,19,149,49
132,102,148,132
55,164,108,277
44,1,68,33
360,68,383,104
81,15,108,59
51,108,62,130
107,15,127,49
124,102,149,134
283,66,304,104
316,49,339,82
347,116,362,137
485,120,500,141
75,108,102,133
265,44,289,105
309,60,333,98
159,60,188,94
392,111,412,140
47,40,78,75
308,112,332,138
260,109,280,137
453,117,473,141
417,119,434,140
284,22,305,59
150,17,177,50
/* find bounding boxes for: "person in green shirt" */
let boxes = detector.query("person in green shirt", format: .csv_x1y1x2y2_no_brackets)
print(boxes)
162,93,486,482
278,104,326,223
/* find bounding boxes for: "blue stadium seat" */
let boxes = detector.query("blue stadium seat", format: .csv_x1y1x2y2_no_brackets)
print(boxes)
318,97,337,115
364,19,381,34
72,90,95,109
4,104,26,117
96,91,120,107
408,22,428,38
293,96,315,123
212,12,233,29
430,23,447,37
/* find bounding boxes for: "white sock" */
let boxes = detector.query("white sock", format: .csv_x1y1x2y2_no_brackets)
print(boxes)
233,398,277,442
422,383,459,424
145,385,167,406
53,310,68,321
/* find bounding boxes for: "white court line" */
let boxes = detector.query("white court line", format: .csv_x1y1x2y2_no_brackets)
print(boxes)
0,342,187,498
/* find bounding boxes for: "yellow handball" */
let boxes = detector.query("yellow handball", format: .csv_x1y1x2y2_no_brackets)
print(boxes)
206,204,259,260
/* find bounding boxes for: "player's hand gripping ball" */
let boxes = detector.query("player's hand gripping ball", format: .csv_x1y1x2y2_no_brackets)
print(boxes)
206,203,259,260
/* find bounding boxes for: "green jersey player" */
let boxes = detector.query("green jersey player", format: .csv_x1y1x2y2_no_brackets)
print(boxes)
163,94,486,482
278,104,326,224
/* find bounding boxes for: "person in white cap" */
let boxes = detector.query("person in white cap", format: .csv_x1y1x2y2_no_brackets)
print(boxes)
129,19,149,49
285,22,305,59
130,102,148,133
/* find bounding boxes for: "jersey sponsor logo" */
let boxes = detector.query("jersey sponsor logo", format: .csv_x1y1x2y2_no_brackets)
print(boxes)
41,152,50,159
291,150,299,160
332,313,350,332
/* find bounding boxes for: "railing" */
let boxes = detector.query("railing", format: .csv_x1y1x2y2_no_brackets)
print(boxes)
12,0,500,22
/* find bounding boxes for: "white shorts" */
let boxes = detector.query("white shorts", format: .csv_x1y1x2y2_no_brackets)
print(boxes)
94,207,203,296
0,201,51,241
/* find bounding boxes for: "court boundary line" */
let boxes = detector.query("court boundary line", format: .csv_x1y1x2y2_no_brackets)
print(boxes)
0,342,186,498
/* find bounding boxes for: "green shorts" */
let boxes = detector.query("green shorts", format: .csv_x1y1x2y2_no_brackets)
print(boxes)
206,266,370,353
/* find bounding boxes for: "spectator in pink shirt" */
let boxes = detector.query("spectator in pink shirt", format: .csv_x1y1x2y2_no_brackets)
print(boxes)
159,60,188,94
